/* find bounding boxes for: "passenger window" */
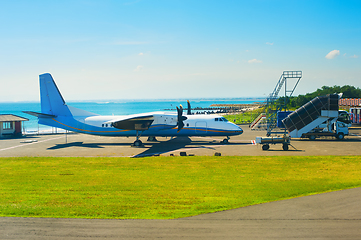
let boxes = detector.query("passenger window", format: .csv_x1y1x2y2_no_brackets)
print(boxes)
102,124,104,127
215,118,218,121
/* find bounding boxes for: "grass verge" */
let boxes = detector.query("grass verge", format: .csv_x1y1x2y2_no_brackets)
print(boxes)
1,156,360,219
224,107,263,124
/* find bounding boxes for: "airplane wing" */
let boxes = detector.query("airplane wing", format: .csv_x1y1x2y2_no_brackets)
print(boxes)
106,114,154,131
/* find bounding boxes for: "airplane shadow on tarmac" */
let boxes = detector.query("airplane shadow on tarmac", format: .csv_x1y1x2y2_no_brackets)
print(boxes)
47,142,128,149
47,137,252,157
133,137,223,158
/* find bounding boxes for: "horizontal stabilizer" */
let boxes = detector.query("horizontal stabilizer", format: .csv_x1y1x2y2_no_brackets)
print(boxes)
23,111,56,118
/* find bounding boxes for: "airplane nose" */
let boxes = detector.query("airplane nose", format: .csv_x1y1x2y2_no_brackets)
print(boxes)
235,125,243,134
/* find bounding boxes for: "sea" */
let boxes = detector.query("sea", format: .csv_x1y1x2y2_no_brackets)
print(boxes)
0,98,263,134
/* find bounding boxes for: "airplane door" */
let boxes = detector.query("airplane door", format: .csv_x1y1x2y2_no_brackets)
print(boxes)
195,121,207,134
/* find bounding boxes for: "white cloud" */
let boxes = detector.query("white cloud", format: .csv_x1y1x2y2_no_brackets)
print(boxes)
266,42,274,45
325,50,340,59
248,59,262,63
134,65,144,72
350,54,359,58
138,52,144,56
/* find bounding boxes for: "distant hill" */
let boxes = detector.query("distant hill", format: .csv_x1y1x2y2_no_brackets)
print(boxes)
281,85,361,108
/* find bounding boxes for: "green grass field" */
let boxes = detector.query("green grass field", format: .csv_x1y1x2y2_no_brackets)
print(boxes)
1,156,360,219
224,111,256,124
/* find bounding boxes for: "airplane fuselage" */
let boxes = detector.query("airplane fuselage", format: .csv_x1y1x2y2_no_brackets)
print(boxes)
39,111,243,137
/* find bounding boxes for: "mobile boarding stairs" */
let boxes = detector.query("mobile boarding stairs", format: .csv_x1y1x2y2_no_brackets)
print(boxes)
282,94,341,138
257,94,343,150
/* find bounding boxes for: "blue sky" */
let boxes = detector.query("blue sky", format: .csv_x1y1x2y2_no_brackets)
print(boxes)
0,0,360,101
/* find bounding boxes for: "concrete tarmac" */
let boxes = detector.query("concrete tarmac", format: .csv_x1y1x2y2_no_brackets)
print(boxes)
1,125,361,157
1,125,361,239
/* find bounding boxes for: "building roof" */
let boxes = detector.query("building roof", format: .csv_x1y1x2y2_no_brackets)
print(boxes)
0,114,29,122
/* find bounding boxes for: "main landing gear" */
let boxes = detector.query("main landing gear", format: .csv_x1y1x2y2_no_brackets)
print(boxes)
132,130,144,147
133,139,143,147
133,135,158,147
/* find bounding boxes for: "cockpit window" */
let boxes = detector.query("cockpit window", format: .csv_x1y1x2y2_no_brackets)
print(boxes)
215,117,228,122
221,117,228,122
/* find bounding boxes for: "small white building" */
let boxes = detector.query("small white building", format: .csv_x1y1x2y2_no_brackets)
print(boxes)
0,114,29,138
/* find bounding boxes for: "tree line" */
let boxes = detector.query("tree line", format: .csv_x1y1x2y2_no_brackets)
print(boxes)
278,85,361,108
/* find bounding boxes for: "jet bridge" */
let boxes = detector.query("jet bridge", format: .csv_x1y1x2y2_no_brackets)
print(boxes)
282,94,339,138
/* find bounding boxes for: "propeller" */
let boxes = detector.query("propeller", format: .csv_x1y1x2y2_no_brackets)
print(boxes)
176,104,188,132
187,100,192,115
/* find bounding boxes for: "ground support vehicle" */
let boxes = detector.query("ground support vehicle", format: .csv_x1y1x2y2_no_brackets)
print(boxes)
301,119,349,140
256,135,291,151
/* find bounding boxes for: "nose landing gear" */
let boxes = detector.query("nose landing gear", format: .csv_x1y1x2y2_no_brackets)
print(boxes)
221,136,230,144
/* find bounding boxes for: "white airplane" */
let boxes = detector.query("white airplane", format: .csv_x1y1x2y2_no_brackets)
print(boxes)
24,73,243,146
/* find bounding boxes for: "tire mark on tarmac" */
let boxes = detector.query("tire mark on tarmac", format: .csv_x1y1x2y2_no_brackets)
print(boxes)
0,136,64,152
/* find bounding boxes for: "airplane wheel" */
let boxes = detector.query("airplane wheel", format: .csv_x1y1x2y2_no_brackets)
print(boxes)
221,139,229,144
262,144,269,151
282,143,289,151
134,140,143,147
308,135,316,140
147,136,157,142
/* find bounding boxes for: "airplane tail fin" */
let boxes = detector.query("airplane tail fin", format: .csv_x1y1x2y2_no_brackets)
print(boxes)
39,73,72,117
